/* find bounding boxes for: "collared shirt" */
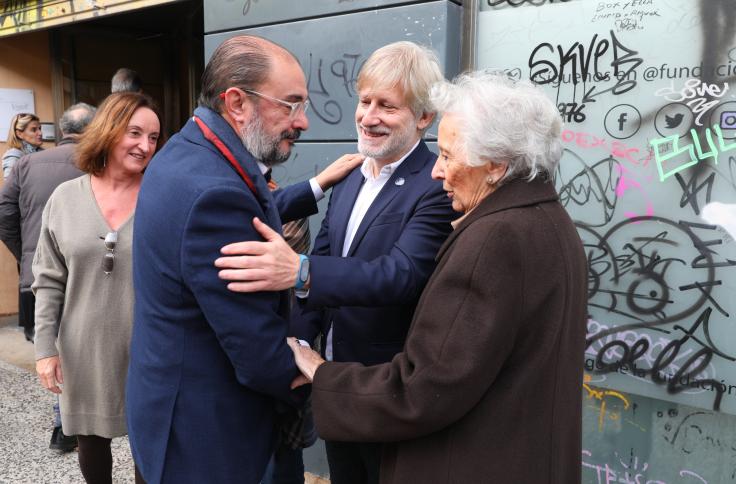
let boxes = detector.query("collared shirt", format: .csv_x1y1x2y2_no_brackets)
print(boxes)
324,139,420,360
257,160,268,175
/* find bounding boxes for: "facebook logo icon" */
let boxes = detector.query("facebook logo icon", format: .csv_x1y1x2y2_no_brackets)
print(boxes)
618,112,628,131
605,104,641,140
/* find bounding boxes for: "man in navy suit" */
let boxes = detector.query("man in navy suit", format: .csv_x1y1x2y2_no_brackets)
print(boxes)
127,35,360,484
216,41,458,484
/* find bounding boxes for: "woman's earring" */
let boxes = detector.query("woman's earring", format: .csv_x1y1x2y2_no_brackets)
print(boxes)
486,176,495,185
103,157,107,168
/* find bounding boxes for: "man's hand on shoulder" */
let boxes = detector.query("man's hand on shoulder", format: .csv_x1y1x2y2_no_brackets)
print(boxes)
216,217,301,292
314,153,364,191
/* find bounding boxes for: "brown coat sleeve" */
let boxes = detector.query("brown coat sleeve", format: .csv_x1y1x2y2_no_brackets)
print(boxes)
311,213,525,442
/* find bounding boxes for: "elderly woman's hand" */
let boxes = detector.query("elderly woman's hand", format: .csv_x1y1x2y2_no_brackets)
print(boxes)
36,355,63,394
286,337,326,388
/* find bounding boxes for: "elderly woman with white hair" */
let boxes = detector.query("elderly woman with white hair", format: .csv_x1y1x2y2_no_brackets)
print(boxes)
287,72,588,484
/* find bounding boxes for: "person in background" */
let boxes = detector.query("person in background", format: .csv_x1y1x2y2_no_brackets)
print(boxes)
0,106,93,341
0,102,96,454
2,112,45,371
287,72,588,484
215,41,457,484
111,67,143,93
3,112,43,178
33,92,161,484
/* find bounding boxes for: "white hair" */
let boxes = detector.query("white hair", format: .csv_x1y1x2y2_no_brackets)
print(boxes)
429,71,563,184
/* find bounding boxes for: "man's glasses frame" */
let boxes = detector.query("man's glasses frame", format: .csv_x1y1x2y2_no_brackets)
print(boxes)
101,231,118,275
220,89,309,119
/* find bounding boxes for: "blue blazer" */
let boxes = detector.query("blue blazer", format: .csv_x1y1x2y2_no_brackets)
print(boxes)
127,107,315,484
292,141,457,365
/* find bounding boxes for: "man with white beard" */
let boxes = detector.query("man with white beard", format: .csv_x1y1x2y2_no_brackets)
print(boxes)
126,35,361,484
214,41,458,484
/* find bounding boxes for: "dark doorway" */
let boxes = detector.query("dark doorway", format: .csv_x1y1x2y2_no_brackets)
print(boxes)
50,0,204,137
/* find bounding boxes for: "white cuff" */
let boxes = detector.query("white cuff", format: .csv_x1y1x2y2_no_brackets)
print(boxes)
309,178,325,202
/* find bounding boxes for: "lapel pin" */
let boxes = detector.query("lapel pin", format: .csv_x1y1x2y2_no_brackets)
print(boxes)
395,177,405,186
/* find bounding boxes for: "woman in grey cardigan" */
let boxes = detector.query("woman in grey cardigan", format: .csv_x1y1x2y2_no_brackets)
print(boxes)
32,92,162,484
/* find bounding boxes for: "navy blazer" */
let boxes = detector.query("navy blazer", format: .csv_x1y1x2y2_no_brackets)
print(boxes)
127,107,315,484
292,141,457,365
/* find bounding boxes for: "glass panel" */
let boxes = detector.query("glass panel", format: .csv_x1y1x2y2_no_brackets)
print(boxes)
477,0,736,480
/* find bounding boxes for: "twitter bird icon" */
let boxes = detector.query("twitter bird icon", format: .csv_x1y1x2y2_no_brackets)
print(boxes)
665,113,684,129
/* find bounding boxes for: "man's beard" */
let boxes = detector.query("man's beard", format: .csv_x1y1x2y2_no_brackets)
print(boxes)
356,119,417,161
240,110,301,166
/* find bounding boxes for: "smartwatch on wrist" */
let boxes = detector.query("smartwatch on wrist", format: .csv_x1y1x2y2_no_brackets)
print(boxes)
294,254,310,289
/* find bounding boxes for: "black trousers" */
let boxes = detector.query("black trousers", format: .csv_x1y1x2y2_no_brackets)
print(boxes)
18,290,35,330
325,440,382,484
77,435,146,484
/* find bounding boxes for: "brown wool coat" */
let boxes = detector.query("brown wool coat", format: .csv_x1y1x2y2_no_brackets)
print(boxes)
311,177,588,484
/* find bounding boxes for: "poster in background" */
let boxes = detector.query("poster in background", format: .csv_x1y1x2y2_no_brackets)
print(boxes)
0,89,34,143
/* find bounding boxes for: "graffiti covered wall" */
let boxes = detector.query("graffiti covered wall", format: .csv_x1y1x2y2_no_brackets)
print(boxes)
480,0,736,416
478,0,736,481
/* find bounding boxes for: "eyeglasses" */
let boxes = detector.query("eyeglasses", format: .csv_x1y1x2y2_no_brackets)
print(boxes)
246,89,310,119
220,89,310,119
101,231,118,275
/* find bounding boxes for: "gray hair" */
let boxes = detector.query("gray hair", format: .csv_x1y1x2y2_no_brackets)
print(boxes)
59,103,96,136
357,41,443,120
199,35,295,113
430,71,563,183
111,68,142,93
